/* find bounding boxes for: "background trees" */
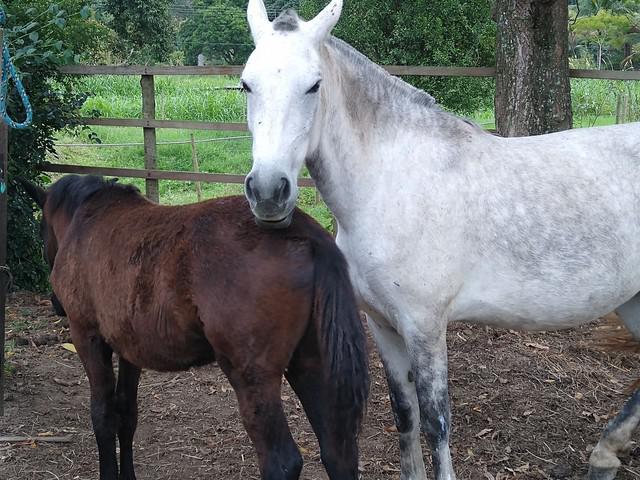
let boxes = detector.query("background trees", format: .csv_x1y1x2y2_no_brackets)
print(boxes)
570,0,640,69
177,0,253,65
5,1,113,289
300,0,496,113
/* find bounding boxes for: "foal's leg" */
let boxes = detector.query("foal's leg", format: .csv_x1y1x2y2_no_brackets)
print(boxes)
285,337,359,479
404,321,455,480
588,388,640,480
218,359,302,480
368,316,427,480
115,357,141,480
74,331,118,480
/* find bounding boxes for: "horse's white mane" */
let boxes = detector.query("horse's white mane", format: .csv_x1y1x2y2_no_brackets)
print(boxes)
327,36,439,109
322,35,486,135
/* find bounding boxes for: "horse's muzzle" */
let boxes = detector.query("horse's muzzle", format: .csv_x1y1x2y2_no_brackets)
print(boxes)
245,173,295,229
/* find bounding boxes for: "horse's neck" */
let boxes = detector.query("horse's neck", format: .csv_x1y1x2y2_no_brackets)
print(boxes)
309,41,438,229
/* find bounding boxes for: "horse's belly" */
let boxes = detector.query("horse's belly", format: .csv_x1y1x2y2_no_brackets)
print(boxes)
448,272,640,330
104,316,216,372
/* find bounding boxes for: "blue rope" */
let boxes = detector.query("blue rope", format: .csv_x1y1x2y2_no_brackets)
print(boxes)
0,9,32,130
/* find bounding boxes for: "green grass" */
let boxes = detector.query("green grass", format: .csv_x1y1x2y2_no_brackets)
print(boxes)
55,75,640,232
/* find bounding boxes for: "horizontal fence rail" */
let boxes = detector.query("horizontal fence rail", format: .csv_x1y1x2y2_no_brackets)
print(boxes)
44,163,315,187
59,65,640,80
50,64,640,201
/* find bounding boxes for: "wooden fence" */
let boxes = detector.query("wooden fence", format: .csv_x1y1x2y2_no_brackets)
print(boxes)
50,65,640,202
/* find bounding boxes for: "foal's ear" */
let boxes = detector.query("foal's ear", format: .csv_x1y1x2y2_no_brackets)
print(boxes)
247,0,271,45
16,177,47,209
307,0,343,43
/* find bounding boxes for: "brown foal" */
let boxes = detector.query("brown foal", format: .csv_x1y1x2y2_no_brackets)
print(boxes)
20,175,369,480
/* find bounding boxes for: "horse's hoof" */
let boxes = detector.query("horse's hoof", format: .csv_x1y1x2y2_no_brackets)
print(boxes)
587,465,618,480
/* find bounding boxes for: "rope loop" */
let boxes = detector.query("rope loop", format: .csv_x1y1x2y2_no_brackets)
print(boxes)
0,8,32,130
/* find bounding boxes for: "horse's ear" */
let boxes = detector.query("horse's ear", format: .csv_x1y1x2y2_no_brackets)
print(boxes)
247,0,271,45
16,177,47,209
307,0,342,43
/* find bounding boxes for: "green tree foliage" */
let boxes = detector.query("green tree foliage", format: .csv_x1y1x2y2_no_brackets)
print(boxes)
5,1,98,290
573,10,633,68
103,0,175,63
570,0,640,68
299,0,496,113
177,0,253,64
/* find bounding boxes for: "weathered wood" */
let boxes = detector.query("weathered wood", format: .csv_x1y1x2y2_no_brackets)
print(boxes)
495,0,572,136
0,436,73,443
42,163,316,188
59,64,640,81
59,65,245,76
384,65,496,77
569,69,640,81
141,75,159,202
190,134,203,202
0,119,7,418
78,117,249,132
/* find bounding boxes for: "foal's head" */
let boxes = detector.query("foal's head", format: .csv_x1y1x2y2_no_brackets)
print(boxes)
19,175,130,315
242,0,342,228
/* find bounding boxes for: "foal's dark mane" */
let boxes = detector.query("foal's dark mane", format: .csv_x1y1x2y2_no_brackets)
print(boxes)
48,175,141,218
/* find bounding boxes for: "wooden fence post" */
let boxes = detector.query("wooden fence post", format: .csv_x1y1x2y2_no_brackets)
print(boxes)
140,75,159,202
190,134,203,202
0,121,7,417
0,24,7,416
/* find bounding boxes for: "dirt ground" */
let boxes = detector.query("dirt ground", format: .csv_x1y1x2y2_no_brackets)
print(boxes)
0,292,638,480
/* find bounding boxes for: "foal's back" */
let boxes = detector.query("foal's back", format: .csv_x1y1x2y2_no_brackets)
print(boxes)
52,191,321,372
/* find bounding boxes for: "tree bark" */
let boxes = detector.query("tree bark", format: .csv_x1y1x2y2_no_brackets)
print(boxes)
495,0,572,136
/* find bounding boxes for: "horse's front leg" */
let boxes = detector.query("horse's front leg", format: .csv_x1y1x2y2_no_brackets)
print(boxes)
368,315,427,480
115,357,141,480
406,322,455,480
588,388,640,480
73,329,118,480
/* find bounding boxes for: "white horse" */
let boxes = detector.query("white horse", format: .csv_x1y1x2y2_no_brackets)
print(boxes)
240,1,640,479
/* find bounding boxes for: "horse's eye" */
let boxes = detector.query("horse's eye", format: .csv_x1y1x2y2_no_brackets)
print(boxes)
306,81,321,95
240,80,252,93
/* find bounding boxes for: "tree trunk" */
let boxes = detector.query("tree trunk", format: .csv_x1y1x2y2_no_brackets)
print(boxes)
495,0,572,136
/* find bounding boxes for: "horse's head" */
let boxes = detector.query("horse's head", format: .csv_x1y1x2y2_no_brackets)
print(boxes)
18,179,59,272
17,178,67,316
242,0,342,228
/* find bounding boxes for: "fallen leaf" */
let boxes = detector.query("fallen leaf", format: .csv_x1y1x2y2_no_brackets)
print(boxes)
61,343,77,353
475,428,493,438
525,342,549,350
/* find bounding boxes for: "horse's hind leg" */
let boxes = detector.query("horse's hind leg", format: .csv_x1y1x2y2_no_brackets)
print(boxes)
588,388,640,480
115,357,141,480
614,293,640,340
285,334,359,479
368,317,427,480
73,330,118,480
587,295,640,479
218,358,302,480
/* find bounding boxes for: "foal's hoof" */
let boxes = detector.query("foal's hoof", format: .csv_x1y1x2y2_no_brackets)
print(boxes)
587,466,618,480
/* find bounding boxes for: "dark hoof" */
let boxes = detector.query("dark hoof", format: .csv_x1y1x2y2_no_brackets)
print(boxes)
587,465,618,480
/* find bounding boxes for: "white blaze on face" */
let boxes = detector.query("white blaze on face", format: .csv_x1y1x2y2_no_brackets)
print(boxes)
242,0,342,225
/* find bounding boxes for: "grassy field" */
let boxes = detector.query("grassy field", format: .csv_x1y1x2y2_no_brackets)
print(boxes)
54,75,640,229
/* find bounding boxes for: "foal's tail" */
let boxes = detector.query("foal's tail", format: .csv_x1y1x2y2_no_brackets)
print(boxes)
311,236,370,432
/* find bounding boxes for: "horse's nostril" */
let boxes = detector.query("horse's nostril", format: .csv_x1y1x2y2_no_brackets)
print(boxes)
245,176,261,202
274,177,291,203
